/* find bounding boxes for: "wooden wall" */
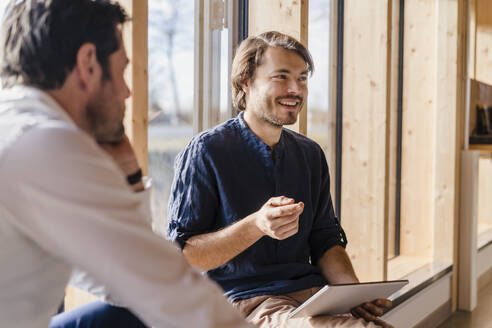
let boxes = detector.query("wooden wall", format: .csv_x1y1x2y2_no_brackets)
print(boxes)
121,0,149,174
341,0,391,281
398,0,457,264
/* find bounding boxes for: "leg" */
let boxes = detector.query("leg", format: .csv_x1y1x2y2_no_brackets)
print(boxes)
234,288,392,328
49,301,148,328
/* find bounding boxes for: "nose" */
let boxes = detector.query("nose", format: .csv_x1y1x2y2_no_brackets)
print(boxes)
124,81,131,99
287,79,302,94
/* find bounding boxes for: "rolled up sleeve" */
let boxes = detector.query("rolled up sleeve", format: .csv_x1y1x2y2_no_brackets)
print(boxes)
167,138,219,249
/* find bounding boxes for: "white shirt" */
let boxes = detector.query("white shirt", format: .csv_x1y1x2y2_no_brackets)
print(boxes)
0,86,248,328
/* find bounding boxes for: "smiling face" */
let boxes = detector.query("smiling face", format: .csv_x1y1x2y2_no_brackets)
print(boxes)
244,46,308,128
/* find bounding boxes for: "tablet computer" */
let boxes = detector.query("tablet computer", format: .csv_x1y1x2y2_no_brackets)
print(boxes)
289,280,408,319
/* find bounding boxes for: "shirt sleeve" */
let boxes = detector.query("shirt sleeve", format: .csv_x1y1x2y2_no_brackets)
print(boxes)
309,147,348,265
167,137,219,249
0,125,248,328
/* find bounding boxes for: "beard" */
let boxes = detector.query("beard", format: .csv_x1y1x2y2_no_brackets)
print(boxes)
85,85,125,143
252,95,303,127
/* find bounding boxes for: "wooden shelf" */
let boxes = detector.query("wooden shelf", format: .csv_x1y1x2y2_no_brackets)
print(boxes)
469,144,492,152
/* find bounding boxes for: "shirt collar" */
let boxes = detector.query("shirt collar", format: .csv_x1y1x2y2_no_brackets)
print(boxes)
4,85,76,125
235,111,285,160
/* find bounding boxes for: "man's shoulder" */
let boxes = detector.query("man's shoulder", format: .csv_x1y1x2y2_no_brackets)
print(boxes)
182,117,240,155
282,128,324,154
0,108,105,181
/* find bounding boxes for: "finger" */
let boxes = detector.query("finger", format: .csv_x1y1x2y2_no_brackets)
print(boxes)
270,214,299,229
350,308,361,318
361,302,383,316
273,227,298,240
269,203,303,218
374,299,392,308
268,196,294,207
352,306,377,322
373,318,394,328
276,221,299,239
270,216,298,236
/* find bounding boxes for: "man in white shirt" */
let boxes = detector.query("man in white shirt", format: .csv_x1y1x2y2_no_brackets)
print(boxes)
0,1,249,327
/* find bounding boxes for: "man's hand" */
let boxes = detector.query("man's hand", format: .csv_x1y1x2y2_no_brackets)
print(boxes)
98,135,143,191
351,299,393,327
99,135,140,175
183,195,303,271
253,196,304,240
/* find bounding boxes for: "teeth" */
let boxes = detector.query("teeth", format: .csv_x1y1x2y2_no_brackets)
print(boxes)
279,100,297,106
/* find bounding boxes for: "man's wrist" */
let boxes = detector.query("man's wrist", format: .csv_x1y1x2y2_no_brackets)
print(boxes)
245,213,264,239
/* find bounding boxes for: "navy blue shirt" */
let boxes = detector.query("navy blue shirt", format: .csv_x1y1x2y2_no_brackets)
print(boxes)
167,112,347,301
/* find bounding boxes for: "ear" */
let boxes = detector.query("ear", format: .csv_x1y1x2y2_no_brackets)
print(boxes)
74,43,101,94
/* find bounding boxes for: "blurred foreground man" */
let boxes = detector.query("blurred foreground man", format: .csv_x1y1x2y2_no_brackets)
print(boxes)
0,1,249,327
167,31,393,328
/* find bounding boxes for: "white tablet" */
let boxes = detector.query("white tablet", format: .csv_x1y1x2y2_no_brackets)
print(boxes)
289,280,408,319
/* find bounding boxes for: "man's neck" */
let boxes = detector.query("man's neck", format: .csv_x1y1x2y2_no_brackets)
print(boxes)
243,110,282,149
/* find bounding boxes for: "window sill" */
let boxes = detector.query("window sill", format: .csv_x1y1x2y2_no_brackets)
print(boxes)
478,223,492,249
387,255,432,281
387,261,452,308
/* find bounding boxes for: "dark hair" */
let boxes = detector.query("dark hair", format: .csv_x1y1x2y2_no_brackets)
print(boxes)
231,31,314,111
0,0,129,89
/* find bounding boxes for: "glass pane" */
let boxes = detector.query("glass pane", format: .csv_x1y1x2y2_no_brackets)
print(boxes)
307,0,335,185
148,0,194,235
220,28,231,122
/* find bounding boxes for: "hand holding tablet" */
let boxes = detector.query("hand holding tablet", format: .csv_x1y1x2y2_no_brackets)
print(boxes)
289,280,408,319
351,298,393,323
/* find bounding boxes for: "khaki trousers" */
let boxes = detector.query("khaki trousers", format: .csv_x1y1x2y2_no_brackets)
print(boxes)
232,287,393,328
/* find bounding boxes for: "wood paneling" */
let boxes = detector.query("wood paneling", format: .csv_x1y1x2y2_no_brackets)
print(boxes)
400,0,436,258
433,0,458,263
469,0,477,80
478,154,492,227
122,0,149,174
64,286,98,311
458,150,479,311
341,0,391,281
454,0,470,312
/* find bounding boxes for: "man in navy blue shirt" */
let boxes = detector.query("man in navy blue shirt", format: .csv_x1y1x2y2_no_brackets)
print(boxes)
167,31,392,328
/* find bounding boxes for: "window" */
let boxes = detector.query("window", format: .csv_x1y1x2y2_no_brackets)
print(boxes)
307,0,336,197
336,0,458,283
148,0,235,233
148,0,195,234
387,0,457,279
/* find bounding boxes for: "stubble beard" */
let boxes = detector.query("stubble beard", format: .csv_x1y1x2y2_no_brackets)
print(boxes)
86,87,125,143
257,96,302,127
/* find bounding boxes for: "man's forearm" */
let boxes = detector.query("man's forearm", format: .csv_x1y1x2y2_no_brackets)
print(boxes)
183,214,264,271
316,245,359,284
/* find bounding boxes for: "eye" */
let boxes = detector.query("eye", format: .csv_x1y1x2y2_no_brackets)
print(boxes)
273,74,287,80
298,75,307,82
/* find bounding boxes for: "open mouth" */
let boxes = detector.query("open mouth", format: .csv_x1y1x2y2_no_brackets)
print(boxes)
277,97,302,110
